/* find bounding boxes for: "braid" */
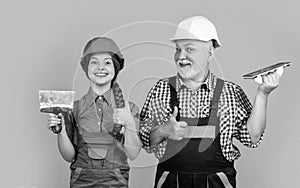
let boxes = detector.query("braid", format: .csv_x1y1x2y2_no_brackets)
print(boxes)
109,82,125,143
112,82,125,108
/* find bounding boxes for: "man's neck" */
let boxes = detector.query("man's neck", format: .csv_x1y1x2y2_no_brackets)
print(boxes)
180,70,209,91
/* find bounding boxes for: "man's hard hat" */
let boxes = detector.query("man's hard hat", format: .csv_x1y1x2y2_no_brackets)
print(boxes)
170,16,222,48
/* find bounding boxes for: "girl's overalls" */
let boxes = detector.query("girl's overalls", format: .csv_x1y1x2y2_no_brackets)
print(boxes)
69,94,129,188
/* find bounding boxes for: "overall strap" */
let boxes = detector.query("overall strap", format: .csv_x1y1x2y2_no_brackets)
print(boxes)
210,78,224,119
168,76,180,121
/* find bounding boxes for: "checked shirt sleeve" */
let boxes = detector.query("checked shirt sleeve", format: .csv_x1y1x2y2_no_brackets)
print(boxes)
139,79,171,159
234,85,264,148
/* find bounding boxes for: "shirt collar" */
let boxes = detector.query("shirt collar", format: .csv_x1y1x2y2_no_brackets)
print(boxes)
86,87,113,106
177,71,215,92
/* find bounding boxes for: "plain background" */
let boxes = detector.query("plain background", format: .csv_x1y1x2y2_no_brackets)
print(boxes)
1,0,299,187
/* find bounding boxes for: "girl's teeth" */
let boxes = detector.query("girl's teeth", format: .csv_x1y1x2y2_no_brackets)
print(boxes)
95,73,107,76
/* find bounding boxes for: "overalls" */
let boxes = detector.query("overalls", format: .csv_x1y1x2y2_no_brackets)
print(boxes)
154,77,236,188
69,95,129,188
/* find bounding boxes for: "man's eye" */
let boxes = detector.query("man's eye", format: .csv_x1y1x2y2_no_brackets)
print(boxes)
105,61,112,64
90,61,97,64
186,48,193,53
175,48,181,52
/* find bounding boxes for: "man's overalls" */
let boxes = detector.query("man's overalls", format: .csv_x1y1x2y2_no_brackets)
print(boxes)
69,95,129,188
154,76,236,188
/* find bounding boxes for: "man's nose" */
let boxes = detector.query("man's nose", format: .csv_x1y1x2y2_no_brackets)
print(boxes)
178,50,187,60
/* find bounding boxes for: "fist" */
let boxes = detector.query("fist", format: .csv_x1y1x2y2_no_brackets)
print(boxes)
113,101,136,130
47,113,65,133
163,106,187,140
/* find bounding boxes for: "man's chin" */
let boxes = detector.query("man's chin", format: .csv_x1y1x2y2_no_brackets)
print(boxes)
178,71,193,80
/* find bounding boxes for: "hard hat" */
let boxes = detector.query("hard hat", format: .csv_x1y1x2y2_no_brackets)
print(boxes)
80,37,124,76
170,16,222,48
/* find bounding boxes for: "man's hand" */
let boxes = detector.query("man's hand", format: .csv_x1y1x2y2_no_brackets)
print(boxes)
160,106,187,140
258,71,280,96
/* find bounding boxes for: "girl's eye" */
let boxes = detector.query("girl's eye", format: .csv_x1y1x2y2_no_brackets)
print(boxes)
105,61,112,64
90,61,97,64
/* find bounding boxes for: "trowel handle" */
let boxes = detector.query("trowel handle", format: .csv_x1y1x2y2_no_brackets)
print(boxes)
51,120,62,134
51,109,63,134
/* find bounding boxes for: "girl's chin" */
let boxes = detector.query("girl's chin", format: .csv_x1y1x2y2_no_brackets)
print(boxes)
91,79,113,86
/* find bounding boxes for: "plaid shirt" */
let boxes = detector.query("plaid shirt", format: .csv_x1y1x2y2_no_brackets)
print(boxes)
139,72,263,162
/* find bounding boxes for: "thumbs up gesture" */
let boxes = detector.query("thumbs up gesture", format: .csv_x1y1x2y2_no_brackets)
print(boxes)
161,106,187,140
113,100,136,130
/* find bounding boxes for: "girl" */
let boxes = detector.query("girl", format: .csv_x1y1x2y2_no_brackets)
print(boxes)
47,37,142,187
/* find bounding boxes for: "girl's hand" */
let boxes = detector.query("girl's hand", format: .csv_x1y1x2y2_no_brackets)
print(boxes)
113,101,136,130
47,113,66,134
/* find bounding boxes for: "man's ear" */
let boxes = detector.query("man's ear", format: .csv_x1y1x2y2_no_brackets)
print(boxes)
208,48,214,62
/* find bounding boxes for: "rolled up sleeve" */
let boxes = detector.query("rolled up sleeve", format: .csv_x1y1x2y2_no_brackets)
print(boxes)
139,79,170,159
64,109,78,148
234,85,264,148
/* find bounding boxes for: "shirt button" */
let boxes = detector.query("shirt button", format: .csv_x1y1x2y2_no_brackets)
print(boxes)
97,122,100,125
201,84,208,90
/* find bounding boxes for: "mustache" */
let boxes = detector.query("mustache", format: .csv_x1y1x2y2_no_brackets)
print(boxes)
175,55,195,64
175,57,206,72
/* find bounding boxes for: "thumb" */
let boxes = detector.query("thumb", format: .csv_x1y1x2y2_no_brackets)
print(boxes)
124,100,131,111
171,106,178,119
